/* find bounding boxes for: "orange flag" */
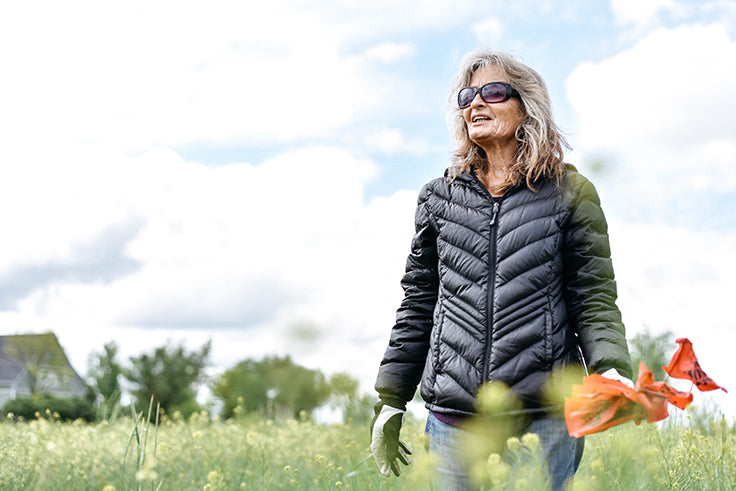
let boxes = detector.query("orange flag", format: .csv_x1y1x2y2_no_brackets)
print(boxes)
634,362,693,411
565,362,693,437
565,373,648,438
662,338,727,393
567,338,726,437
636,363,693,410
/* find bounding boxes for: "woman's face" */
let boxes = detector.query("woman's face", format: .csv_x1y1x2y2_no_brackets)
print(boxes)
463,65,524,150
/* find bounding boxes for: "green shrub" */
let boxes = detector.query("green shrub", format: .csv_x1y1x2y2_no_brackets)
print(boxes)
2,396,95,421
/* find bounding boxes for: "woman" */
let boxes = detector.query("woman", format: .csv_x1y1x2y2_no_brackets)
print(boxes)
371,49,632,490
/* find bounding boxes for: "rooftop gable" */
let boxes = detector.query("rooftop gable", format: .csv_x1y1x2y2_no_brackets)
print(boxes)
0,332,84,386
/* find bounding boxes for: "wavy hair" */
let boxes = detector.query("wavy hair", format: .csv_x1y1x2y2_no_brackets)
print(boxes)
448,49,569,190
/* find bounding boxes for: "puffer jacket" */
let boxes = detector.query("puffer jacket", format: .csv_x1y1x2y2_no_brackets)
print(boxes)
375,165,632,416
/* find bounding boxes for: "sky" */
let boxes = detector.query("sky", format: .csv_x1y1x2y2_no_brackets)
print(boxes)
1,0,734,419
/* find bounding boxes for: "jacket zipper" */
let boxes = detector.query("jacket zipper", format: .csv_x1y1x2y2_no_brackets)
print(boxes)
483,198,500,381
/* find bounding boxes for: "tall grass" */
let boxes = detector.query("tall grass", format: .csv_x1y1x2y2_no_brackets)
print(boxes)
576,411,734,490
0,404,733,490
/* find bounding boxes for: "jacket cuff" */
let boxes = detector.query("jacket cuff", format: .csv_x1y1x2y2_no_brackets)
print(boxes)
376,396,407,413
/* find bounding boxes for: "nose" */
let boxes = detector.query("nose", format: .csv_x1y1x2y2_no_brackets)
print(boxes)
469,91,485,107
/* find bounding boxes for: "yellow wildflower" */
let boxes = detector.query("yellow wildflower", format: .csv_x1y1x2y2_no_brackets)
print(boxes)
521,433,540,450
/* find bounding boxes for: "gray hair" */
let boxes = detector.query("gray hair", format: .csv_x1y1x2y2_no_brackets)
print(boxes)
449,49,569,189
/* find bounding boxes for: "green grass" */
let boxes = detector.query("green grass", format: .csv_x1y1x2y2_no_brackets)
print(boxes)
575,411,735,491
0,407,733,490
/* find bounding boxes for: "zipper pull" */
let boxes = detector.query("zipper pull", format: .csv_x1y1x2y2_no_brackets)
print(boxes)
490,200,500,226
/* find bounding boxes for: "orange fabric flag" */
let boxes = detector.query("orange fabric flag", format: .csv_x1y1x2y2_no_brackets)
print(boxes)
662,338,727,393
565,362,693,437
566,338,726,437
636,363,693,410
634,362,693,411
565,374,648,438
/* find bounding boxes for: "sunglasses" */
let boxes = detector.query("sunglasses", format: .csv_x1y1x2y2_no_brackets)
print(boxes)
457,82,520,108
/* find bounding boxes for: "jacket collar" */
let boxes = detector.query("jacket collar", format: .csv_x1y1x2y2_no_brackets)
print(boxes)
447,168,525,199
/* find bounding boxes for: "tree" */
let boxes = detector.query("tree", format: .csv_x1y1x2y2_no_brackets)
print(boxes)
87,341,122,407
628,327,674,381
329,372,359,400
327,372,373,425
213,355,330,419
124,340,211,418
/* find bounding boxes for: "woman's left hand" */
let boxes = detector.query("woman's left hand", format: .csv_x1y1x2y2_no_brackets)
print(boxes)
370,405,412,476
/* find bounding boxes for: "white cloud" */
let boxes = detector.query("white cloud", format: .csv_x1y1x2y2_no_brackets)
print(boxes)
567,24,736,194
0,0,477,154
366,127,428,156
611,221,736,335
364,42,416,63
609,0,676,26
305,0,477,41
609,220,736,415
473,17,504,46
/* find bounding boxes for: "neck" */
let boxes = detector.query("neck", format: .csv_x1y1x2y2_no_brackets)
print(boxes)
480,139,517,170
478,141,516,196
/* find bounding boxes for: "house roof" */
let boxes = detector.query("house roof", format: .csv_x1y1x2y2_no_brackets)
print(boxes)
0,353,24,384
0,332,84,385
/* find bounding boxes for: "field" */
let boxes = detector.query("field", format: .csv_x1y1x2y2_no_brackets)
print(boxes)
0,407,734,490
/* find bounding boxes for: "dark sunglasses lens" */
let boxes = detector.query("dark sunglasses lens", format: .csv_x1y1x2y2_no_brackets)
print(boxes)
480,83,507,103
458,87,476,108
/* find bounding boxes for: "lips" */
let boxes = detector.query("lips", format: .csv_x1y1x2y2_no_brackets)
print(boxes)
472,115,491,123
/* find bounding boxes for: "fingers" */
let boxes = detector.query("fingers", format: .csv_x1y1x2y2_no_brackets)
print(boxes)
390,448,412,476
397,449,411,466
383,454,411,477
397,440,412,466
390,440,412,476
398,440,413,455
380,445,412,476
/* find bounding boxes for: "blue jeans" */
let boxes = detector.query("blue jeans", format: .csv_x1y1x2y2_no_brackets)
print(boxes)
425,411,584,491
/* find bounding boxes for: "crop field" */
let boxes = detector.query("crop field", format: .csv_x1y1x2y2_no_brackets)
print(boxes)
0,407,733,490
